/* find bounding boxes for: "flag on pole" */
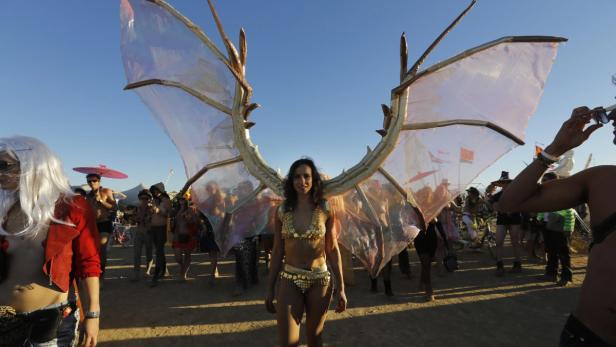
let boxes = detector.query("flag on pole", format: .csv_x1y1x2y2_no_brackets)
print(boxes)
429,152,448,164
459,147,474,164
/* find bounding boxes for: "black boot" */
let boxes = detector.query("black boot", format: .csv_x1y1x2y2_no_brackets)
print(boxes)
509,261,522,273
370,278,378,292
495,261,505,277
384,280,394,297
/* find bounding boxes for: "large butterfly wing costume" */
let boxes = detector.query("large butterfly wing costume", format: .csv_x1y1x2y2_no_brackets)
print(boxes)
120,0,565,276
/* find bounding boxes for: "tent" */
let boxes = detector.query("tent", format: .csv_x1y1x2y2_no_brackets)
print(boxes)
119,183,149,207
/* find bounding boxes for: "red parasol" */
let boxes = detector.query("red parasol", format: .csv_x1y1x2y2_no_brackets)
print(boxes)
73,165,128,179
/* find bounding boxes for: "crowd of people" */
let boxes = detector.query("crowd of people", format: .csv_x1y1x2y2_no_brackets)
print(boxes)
0,105,614,346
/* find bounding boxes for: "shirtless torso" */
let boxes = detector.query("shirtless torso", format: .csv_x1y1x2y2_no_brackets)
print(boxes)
0,206,66,313
573,166,616,344
151,196,171,227
87,187,115,223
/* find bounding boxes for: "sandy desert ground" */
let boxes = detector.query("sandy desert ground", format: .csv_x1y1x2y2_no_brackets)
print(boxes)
97,240,586,347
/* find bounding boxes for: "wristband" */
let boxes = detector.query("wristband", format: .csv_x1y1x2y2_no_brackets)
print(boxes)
540,150,560,162
85,311,100,319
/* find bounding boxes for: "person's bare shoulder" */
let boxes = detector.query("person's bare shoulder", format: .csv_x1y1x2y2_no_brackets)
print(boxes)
100,187,114,196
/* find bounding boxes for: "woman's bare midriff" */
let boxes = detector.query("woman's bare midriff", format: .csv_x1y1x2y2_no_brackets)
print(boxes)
283,238,326,270
575,229,616,345
0,233,67,313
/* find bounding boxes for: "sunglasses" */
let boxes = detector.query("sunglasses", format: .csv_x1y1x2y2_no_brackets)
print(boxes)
0,160,18,172
87,179,100,184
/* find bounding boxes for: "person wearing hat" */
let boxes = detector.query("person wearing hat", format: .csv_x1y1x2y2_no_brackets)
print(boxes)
131,189,154,282
149,183,171,287
488,171,523,276
461,186,485,242
535,172,575,287
85,173,117,281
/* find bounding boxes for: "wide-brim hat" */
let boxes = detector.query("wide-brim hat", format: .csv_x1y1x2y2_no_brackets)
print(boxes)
491,171,512,185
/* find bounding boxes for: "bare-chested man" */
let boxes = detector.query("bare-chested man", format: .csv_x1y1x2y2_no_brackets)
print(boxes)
495,106,616,346
85,173,116,280
0,136,101,346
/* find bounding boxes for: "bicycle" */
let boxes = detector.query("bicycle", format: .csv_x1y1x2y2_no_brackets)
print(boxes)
453,212,497,260
112,222,133,248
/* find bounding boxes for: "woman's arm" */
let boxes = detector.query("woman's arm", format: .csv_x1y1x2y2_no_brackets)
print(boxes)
325,214,347,313
265,209,283,313
496,107,601,213
79,276,100,347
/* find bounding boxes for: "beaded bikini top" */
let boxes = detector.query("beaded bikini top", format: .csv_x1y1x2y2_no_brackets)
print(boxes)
279,203,329,240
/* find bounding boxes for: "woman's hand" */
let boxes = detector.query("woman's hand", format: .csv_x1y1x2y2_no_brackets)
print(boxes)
546,106,603,156
265,289,276,314
334,289,347,313
81,318,99,346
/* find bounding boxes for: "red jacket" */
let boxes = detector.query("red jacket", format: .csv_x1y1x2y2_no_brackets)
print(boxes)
43,195,102,292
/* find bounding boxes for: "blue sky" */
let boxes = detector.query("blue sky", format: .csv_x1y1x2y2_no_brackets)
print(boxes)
1,1,615,193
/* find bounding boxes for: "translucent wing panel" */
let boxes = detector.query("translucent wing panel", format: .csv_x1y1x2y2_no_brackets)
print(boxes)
121,0,234,107
189,162,264,256
383,125,515,223
218,189,281,256
406,42,559,140
134,85,237,170
336,172,420,276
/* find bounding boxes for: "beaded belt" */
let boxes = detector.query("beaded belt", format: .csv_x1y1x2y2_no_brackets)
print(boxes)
280,264,330,293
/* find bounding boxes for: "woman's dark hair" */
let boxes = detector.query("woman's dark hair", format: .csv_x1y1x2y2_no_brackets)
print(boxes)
73,187,87,196
283,158,324,211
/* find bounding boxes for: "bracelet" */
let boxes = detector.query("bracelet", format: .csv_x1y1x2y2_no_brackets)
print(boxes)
540,150,560,162
84,311,100,319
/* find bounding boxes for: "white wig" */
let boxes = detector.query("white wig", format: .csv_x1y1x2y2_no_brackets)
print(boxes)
0,136,75,238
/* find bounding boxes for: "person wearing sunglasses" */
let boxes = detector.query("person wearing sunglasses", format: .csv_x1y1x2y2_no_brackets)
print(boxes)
85,174,117,283
494,106,616,346
0,136,101,346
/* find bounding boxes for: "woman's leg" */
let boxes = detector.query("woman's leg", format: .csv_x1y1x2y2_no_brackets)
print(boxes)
494,224,506,276
151,226,167,285
382,261,393,296
276,278,305,347
144,229,154,276
398,247,412,279
417,252,433,300
249,238,259,285
305,283,333,347
133,231,144,275
99,232,110,278
509,225,523,272
183,251,192,279
509,225,522,261
174,248,184,278
210,250,219,277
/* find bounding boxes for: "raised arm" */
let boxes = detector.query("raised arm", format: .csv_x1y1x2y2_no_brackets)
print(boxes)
495,106,602,213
